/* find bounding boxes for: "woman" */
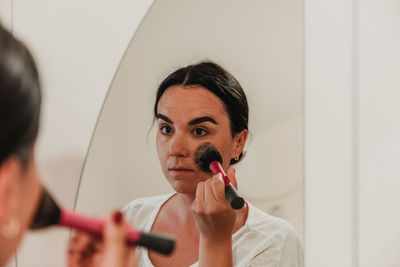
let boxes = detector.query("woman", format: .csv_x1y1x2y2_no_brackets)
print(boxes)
0,23,134,267
123,61,304,266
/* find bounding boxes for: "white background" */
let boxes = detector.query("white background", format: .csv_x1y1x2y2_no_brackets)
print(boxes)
1,0,399,266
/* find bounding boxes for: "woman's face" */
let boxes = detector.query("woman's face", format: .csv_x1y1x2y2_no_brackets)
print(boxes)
156,85,247,194
0,150,42,265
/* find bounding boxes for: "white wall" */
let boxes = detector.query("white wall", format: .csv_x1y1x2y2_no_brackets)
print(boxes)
305,0,400,267
358,0,400,266
0,0,11,30
305,0,355,265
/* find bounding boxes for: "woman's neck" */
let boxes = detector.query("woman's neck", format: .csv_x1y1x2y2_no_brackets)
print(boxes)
166,193,197,225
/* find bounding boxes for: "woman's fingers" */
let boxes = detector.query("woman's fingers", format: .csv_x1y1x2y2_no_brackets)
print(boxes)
211,173,227,203
102,211,131,267
67,231,101,267
67,233,81,267
67,211,137,267
103,211,126,245
191,174,237,239
192,181,205,212
194,173,231,209
102,210,138,267
226,167,238,189
194,175,226,215
204,177,215,209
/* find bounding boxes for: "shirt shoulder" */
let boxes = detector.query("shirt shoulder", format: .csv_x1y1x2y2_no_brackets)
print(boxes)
248,205,300,242
233,204,303,267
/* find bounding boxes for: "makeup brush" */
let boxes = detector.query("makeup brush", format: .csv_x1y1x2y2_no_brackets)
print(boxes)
30,188,175,255
194,142,245,210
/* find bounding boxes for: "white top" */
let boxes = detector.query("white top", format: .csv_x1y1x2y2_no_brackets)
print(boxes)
123,193,304,267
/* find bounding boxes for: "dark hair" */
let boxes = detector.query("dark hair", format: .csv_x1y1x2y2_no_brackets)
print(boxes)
154,61,248,164
0,24,41,167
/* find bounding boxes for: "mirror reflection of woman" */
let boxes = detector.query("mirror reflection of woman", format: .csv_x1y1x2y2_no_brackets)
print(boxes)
0,23,135,267
123,62,304,266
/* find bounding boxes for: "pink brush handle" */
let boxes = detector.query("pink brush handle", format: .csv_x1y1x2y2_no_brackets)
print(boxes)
59,209,141,244
209,161,245,210
209,161,231,187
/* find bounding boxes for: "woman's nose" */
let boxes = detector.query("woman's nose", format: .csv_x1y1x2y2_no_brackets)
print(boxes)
169,134,189,157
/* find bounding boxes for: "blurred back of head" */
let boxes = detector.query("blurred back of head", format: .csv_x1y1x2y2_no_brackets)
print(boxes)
0,23,41,167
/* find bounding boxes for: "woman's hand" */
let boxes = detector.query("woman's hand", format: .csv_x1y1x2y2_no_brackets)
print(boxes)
67,211,137,267
191,168,237,239
191,168,238,267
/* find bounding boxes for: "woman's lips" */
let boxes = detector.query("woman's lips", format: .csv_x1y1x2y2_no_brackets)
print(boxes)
168,168,195,175
169,168,194,171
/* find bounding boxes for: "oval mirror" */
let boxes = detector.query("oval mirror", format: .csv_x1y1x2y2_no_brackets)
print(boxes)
75,0,304,239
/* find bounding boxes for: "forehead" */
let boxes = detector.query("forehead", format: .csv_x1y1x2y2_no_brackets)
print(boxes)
157,85,228,119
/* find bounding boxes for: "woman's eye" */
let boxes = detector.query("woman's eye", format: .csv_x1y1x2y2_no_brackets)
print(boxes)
160,125,173,135
193,128,207,136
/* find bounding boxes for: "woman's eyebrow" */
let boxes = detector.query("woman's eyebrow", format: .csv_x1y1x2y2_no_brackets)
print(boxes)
188,116,217,125
156,114,173,124
156,114,217,125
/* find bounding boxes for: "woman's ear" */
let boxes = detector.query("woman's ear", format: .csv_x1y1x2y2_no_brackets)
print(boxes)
232,130,248,158
0,157,19,224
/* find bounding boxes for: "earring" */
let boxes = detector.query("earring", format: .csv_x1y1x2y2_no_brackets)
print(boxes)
234,154,239,161
0,216,20,239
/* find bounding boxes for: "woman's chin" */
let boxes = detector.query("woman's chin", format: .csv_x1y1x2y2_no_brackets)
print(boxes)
166,173,211,195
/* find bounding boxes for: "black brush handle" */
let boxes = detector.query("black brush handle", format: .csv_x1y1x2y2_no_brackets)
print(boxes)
136,232,175,255
225,185,245,210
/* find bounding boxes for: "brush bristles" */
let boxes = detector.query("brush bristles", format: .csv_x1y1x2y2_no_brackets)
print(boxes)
194,142,223,172
30,188,61,229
